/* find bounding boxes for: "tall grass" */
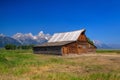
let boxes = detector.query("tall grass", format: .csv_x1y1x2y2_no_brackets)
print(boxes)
0,49,120,80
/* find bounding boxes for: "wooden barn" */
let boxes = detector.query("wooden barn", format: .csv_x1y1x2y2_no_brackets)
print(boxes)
33,29,96,55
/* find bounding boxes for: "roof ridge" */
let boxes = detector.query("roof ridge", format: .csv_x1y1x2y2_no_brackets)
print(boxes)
54,29,85,34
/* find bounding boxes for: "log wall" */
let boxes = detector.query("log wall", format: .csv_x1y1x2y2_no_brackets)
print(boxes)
33,46,62,55
61,33,96,55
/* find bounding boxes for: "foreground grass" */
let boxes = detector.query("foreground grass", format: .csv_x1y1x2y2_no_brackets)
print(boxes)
0,49,120,80
96,49,120,54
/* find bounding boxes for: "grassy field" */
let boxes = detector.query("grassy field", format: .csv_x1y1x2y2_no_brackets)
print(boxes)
0,49,120,80
96,49,120,54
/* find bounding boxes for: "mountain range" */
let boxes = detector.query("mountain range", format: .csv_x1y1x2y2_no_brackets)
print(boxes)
93,40,120,49
93,40,112,49
12,31,51,45
0,34,21,47
0,31,51,47
0,32,120,49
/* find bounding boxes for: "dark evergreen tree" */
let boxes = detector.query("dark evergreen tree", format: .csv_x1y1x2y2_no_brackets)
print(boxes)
5,44,16,50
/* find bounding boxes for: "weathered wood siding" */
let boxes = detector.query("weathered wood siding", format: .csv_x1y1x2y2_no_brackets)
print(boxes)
61,33,96,55
77,32,96,53
33,46,62,55
62,42,78,55
78,32,87,42
61,41,96,55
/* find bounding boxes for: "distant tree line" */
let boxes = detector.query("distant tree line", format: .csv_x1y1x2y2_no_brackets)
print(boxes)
4,44,34,50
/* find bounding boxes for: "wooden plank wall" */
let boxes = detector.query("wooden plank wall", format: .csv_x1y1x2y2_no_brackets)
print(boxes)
62,33,96,55
62,41,96,55
33,46,62,55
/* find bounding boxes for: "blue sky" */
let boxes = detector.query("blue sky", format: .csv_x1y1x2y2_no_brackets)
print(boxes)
0,0,120,44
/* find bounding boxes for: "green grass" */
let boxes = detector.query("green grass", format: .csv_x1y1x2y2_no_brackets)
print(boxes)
0,49,120,80
96,49,120,54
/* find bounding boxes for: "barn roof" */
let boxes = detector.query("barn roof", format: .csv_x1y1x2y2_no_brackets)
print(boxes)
48,29,85,42
34,29,86,47
35,41,74,47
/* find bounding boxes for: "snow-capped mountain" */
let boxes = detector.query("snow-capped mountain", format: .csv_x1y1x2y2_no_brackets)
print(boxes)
0,34,21,47
93,40,112,49
33,31,51,43
12,31,51,45
0,31,51,47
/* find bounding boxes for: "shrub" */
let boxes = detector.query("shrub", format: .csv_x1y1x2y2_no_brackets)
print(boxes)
5,44,16,50
17,45,34,50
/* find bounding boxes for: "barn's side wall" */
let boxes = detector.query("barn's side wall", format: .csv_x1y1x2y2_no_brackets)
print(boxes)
33,46,62,55
62,42,78,55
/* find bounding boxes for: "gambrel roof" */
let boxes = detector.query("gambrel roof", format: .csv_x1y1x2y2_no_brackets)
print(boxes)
48,29,85,42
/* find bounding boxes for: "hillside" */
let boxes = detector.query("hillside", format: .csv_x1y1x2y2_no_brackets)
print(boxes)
0,35,21,47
